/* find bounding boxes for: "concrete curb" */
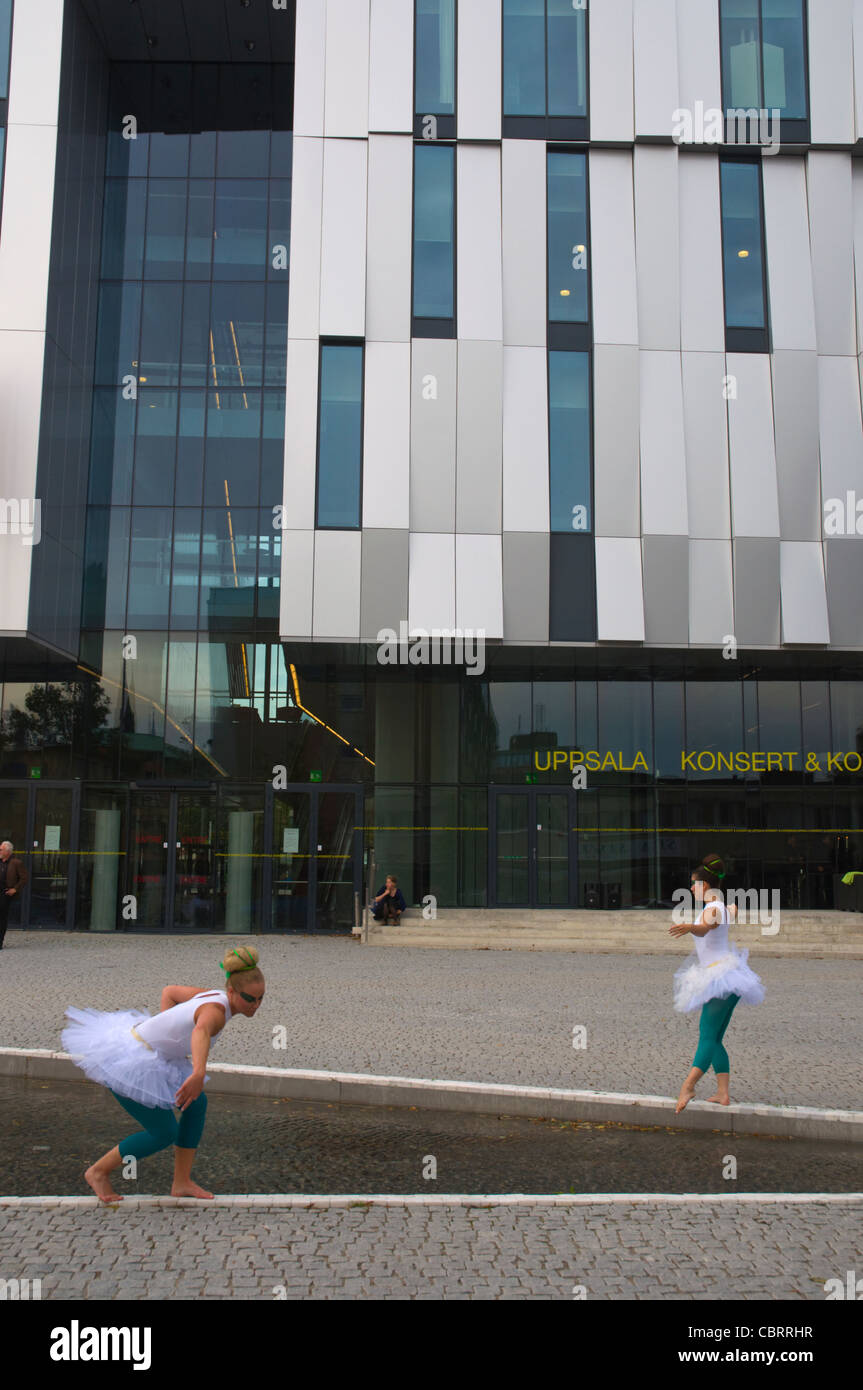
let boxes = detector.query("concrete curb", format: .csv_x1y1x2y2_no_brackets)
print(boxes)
1,1047,861,1144
1,1193,862,1210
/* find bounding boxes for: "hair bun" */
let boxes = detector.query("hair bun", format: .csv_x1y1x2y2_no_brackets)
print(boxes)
222,945,260,971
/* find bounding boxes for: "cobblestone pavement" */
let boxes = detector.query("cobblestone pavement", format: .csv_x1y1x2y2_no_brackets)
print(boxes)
2,932,860,1111
1,1200,859,1300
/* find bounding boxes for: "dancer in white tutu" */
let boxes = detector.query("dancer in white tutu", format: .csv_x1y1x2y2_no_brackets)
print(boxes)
668,855,764,1114
61,945,264,1202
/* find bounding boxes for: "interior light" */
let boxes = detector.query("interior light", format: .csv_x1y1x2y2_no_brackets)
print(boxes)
738,249,749,258
560,289,570,296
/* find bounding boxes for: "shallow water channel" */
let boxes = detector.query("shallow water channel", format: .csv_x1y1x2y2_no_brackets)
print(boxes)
2,1076,860,1197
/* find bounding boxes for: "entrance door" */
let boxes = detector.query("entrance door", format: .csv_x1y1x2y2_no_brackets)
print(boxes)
270,785,362,932
489,788,574,907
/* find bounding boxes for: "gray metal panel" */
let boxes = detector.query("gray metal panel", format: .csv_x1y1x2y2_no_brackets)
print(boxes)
409,532,456,630
368,0,414,133
362,342,411,528
771,351,821,541
458,0,501,140
676,0,722,118
633,0,679,138
642,536,689,645
360,528,410,641
366,135,412,342
824,538,863,646
456,339,502,534
279,530,315,639
319,139,367,337
410,339,457,532
457,145,502,341
732,538,781,648
503,532,549,642
808,154,856,358
593,345,640,538
293,0,326,137
682,351,731,539
313,530,362,638
640,351,688,535
456,533,503,638
286,137,323,340
817,354,863,518
762,158,817,351
324,0,370,138
726,353,781,538
595,538,645,641
634,148,679,350
502,140,546,348
689,539,734,646
779,542,830,644
503,346,548,532
679,154,725,353
589,151,639,347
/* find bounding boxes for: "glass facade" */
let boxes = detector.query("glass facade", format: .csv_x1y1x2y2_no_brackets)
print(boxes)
412,142,455,331
720,0,808,130
719,158,769,350
503,0,587,137
415,0,456,120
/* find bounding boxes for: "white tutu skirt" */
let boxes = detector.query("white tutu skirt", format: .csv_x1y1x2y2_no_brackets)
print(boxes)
61,1007,205,1109
673,947,765,1014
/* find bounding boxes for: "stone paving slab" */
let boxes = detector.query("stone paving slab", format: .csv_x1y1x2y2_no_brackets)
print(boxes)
0,1198,859,1300
2,932,859,1112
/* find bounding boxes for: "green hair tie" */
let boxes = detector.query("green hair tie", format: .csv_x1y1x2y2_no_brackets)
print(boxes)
220,949,256,981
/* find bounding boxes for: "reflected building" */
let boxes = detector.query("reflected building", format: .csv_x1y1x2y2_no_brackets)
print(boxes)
0,2,861,930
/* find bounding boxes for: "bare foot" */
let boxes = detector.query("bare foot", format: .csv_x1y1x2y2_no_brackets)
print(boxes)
706,1093,731,1105
675,1083,696,1114
171,1181,214,1199
85,1164,123,1203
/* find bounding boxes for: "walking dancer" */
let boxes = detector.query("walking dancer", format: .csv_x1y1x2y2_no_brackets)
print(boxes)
61,945,264,1202
669,855,764,1114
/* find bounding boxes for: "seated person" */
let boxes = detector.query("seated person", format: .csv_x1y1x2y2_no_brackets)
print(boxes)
372,875,407,923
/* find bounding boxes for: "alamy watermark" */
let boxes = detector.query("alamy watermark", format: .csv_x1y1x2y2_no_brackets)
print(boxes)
672,887,780,936
672,102,781,155
376,622,485,675
0,498,41,545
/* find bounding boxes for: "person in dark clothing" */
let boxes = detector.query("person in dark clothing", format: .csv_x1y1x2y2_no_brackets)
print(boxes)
0,841,28,949
372,875,406,924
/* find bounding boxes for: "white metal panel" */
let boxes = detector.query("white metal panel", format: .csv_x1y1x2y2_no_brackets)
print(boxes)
0,328,42,628
589,0,634,142
725,353,781,538
633,0,679,138
676,0,722,120
689,540,734,645
762,157,817,352
456,534,503,638
292,0,327,138
457,145,503,341
6,0,62,127
282,339,319,530
279,530,315,639
780,543,830,643
634,148,680,350
319,139,368,338
678,153,724,352
0,124,58,333
594,346,640,538
286,137,323,340
855,0,863,140
362,342,411,528
456,340,502,532
502,140,546,348
410,339,457,532
589,151,639,347
502,346,548,533
458,0,501,140
368,0,414,132
809,0,855,145
682,352,731,539
595,539,645,641
366,135,412,342
817,355,863,516
852,162,863,356
409,533,456,631
639,351,688,535
808,153,856,358
312,531,363,638
324,0,370,138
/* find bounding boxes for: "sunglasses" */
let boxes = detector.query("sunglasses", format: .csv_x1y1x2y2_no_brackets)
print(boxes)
237,990,264,1005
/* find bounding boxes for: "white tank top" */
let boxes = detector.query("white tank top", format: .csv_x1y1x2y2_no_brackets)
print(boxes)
694,899,732,967
133,989,231,1060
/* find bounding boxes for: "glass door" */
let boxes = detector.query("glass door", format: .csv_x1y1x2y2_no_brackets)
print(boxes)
27,786,79,927
490,788,574,907
271,790,312,930
128,791,172,928
268,785,362,932
174,793,215,930
315,790,360,930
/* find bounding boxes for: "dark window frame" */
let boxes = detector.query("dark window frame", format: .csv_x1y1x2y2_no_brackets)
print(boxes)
546,144,592,350
410,138,457,339
502,0,589,142
314,337,366,532
718,152,771,354
413,0,457,140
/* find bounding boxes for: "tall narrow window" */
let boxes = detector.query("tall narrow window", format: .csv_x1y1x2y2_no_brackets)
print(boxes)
412,142,455,337
315,343,364,529
415,0,456,139
720,0,808,144
719,159,769,352
548,351,594,640
547,150,589,348
0,0,12,230
503,0,587,140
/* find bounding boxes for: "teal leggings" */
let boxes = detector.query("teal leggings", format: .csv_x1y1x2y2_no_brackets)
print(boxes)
693,994,740,1074
111,1090,208,1160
